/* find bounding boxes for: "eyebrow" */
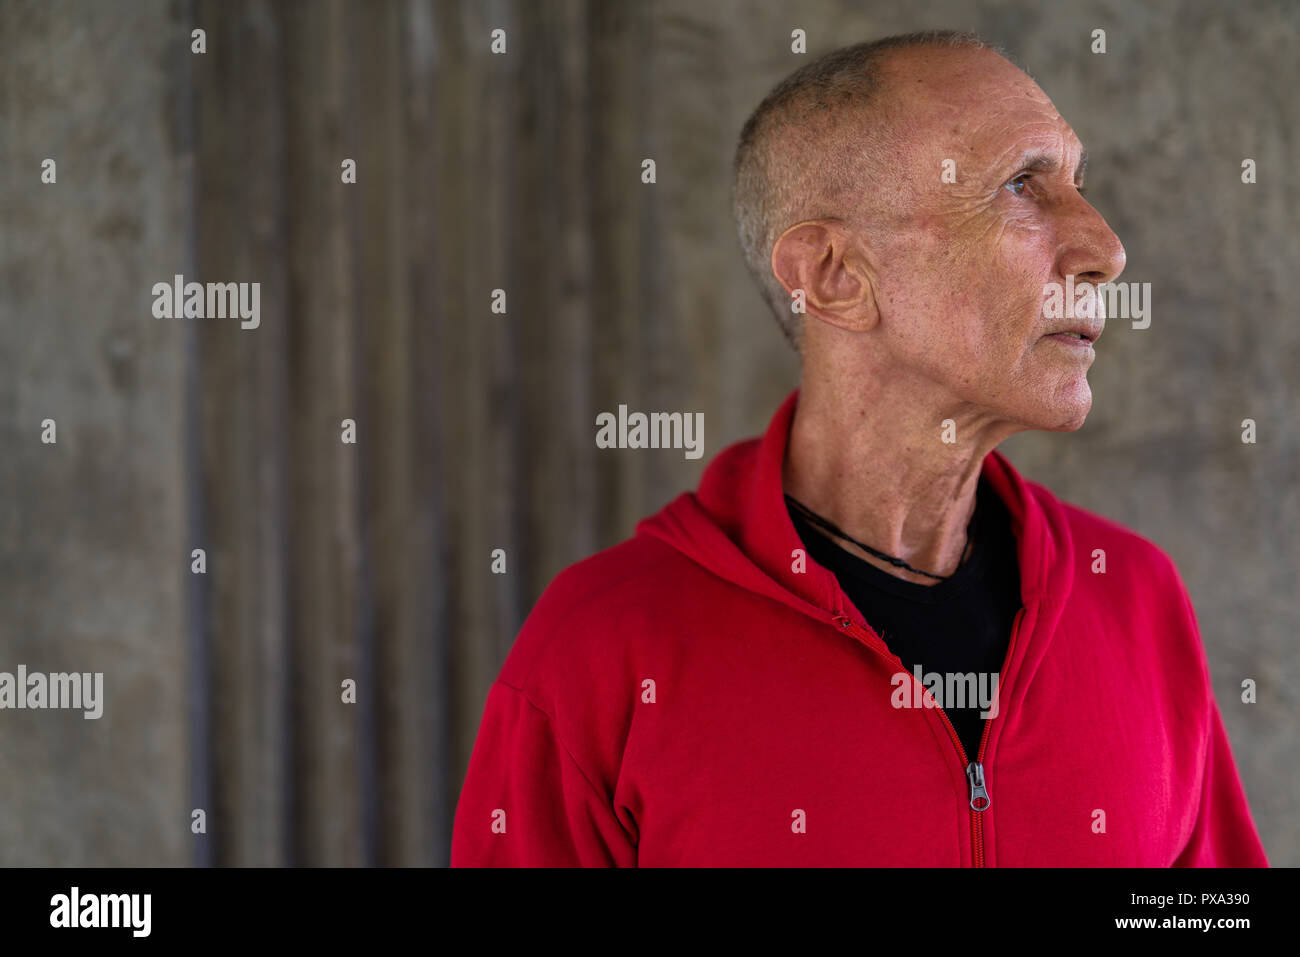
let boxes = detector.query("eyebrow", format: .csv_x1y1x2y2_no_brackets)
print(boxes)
1011,148,1088,185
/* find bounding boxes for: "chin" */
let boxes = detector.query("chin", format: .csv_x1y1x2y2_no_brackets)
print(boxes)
1023,387,1092,432
1045,396,1093,432
1043,376,1093,431
1051,411,1090,432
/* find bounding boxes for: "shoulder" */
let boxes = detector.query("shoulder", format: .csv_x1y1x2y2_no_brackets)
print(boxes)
1035,479,1184,585
487,533,702,783
1029,479,1199,633
1042,484,1204,653
495,533,694,700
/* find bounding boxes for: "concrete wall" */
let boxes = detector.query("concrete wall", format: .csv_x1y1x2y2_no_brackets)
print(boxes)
0,0,191,865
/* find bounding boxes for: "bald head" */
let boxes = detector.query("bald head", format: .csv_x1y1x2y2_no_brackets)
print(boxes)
731,31,1018,348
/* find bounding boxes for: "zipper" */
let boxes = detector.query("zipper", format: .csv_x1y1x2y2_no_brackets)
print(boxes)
833,605,1028,867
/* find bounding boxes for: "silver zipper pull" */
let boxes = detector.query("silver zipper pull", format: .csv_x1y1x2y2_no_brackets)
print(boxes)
966,761,990,811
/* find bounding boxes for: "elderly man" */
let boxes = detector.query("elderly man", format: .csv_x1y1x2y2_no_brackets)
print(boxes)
451,31,1267,866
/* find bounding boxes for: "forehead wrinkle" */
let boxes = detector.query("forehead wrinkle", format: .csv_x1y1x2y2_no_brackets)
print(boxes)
952,105,1069,153
887,53,1088,203
980,126,1086,183
1007,141,1087,180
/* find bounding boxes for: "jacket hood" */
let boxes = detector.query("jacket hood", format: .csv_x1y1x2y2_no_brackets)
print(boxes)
636,389,1078,635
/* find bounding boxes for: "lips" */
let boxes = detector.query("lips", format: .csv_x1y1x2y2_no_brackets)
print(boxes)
1043,324,1102,343
1044,331,1096,350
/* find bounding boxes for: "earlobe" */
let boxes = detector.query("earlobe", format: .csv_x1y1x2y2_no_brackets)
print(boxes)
771,219,877,332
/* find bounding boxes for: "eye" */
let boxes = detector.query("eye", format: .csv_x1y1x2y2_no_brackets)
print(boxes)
1004,174,1031,197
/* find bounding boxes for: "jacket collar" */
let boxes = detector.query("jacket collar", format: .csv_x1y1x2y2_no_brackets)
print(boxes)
688,388,1074,621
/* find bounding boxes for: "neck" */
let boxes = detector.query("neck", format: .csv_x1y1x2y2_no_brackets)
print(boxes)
783,370,1016,585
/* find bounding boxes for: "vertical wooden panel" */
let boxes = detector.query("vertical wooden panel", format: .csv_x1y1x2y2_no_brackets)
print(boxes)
193,0,246,869
588,1,649,539
281,0,368,866
176,0,212,872
482,0,528,682
354,0,406,866
241,0,294,869
194,0,294,868
515,0,599,598
439,0,528,783
403,0,455,866
651,2,731,444
340,0,383,868
634,3,680,512
433,0,475,810
355,0,442,866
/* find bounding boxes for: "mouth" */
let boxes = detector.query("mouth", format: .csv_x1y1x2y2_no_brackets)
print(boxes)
1042,327,1101,346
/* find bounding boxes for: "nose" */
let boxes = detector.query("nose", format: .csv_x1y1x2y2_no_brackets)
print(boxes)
1057,195,1126,287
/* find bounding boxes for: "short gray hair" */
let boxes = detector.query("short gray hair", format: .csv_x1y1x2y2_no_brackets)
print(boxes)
731,31,1009,350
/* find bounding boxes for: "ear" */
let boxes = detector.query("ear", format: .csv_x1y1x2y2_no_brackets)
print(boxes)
770,219,878,332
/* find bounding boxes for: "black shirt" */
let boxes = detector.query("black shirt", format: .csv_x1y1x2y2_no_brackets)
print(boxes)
788,473,1022,761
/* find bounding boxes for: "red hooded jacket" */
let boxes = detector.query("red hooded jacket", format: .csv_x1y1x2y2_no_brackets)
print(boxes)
451,390,1268,866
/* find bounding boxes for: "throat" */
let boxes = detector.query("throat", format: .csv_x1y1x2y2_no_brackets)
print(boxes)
785,493,979,584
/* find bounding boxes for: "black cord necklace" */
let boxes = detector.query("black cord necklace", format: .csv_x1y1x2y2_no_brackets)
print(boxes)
784,492,979,582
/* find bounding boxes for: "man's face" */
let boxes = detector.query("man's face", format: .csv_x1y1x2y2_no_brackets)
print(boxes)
859,48,1126,432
